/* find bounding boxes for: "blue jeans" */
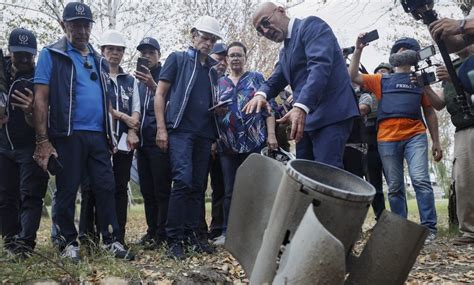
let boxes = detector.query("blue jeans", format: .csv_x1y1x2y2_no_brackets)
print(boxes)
167,131,212,242
378,133,437,233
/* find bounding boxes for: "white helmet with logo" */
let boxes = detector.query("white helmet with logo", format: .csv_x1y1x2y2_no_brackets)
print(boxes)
100,29,126,48
191,15,224,40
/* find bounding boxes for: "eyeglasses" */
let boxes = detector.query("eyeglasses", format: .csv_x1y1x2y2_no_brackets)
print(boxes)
228,53,244,59
83,57,98,81
256,8,278,36
197,31,218,44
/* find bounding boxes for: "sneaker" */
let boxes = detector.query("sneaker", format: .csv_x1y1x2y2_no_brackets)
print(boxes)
212,235,226,246
424,232,436,245
452,235,474,246
12,240,34,260
167,242,186,260
61,244,81,263
103,241,135,261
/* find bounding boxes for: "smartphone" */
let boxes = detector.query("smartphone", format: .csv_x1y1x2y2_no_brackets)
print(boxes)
417,45,436,61
136,57,150,73
47,155,63,176
11,79,33,104
361,29,379,44
208,99,233,111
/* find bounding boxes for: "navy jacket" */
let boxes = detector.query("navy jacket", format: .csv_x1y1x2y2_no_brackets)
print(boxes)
110,67,135,139
138,64,161,147
43,37,114,148
1,60,36,150
259,17,359,131
163,47,219,133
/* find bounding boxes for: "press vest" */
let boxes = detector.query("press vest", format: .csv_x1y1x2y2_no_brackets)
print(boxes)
377,73,423,123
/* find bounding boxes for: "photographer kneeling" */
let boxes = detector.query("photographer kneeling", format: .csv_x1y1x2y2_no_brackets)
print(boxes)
349,36,442,243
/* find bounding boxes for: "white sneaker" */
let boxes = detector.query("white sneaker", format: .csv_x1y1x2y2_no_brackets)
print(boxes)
103,241,135,260
61,244,80,262
212,235,226,246
424,232,436,245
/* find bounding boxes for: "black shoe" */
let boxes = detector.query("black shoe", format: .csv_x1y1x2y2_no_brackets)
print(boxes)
12,240,34,260
167,242,186,260
208,230,223,241
187,237,215,254
136,232,155,245
103,241,135,261
143,236,167,250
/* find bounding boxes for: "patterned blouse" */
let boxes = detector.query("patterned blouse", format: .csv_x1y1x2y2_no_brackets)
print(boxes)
217,71,269,154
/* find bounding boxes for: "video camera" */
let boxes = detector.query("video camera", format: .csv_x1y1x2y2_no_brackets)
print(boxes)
413,45,438,86
401,0,474,117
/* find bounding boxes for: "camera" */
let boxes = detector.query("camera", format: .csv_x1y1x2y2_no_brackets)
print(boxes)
402,0,474,116
413,45,438,86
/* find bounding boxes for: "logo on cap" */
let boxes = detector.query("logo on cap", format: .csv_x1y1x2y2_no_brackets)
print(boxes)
143,38,150,44
18,34,29,45
75,4,85,15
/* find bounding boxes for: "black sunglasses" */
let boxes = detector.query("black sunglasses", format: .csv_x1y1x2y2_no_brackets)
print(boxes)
83,58,98,81
256,8,278,36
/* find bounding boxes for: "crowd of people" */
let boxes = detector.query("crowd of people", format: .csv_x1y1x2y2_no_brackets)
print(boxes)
0,0,473,264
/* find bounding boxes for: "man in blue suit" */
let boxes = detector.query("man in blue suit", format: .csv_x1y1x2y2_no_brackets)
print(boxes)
244,2,359,168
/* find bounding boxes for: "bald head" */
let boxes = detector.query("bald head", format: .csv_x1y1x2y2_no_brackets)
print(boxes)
252,2,289,43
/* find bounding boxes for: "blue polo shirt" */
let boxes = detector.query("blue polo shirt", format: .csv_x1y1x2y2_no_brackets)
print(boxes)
160,53,215,139
34,41,104,132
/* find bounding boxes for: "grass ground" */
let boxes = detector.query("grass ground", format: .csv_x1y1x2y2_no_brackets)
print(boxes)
0,198,472,284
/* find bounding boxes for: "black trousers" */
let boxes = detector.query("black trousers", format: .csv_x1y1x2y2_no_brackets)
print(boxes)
366,143,386,219
136,145,171,241
79,151,133,244
52,131,118,246
0,146,48,248
343,145,386,219
199,154,225,239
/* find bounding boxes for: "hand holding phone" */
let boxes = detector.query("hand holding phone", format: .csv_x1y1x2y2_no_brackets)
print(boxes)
361,29,379,45
136,57,150,73
47,155,63,176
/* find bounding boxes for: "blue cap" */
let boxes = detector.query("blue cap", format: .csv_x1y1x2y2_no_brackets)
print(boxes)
137,37,160,51
211,43,227,55
63,2,94,22
391,37,420,54
8,28,37,55
458,55,474,94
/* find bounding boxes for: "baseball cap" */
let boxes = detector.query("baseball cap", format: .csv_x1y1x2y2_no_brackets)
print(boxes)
211,43,227,55
8,28,37,55
136,37,160,52
63,2,94,22
390,37,420,54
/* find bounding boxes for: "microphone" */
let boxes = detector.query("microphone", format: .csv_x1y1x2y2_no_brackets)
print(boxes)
389,50,418,67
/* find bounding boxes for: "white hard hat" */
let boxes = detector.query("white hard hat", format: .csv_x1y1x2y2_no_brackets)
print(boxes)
100,29,126,48
191,15,224,40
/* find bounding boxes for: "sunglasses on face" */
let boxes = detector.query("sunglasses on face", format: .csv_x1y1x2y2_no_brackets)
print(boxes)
197,31,218,44
256,8,278,36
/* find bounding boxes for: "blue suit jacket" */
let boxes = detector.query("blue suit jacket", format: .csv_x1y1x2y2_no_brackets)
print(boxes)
260,17,359,131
